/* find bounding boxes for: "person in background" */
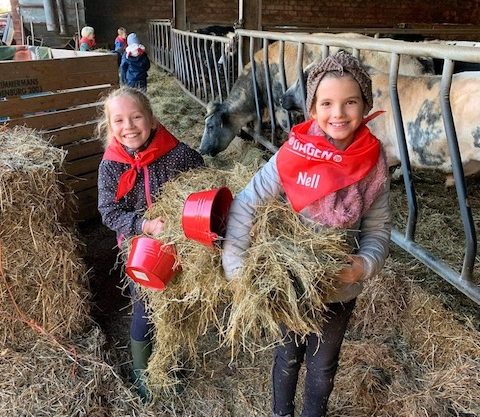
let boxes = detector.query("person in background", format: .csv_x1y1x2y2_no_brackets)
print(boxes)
120,33,150,91
113,26,127,66
79,26,96,51
222,51,391,417
96,86,204,402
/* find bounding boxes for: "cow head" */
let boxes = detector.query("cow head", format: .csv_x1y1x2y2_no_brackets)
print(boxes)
281,61,321,114
281,75,305,113
198,102,238,156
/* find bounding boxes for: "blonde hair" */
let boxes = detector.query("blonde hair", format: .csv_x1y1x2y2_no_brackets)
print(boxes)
117,27,126,36
96,87,156,146
81,26,94,38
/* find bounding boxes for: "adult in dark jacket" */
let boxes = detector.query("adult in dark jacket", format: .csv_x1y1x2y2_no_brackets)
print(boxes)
120,33,150,91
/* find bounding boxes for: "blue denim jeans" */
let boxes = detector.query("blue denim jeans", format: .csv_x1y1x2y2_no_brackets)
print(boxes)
128,281,153,342
272,298,356,417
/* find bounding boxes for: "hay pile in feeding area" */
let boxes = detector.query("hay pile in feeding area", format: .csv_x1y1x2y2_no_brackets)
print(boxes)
0,327,155,417
0,125,90,348
331,256,480,417
131,163,350,394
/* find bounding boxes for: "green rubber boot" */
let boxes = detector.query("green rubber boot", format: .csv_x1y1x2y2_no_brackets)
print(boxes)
130,339,153,404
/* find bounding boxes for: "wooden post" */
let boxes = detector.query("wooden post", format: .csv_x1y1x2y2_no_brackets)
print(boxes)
240,0,262,65
9,0,23,45
173,0,187,30
242,0,262,31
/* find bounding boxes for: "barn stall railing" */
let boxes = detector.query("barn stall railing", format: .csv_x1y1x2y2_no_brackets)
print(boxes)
148,20,174,72
231,29,480,305
148,21,238,107
149,25,480,305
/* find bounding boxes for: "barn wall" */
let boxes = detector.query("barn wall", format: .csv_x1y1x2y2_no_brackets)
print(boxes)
11,0,480,48
185,0,238,29
261,0,480,35
84,0,172,48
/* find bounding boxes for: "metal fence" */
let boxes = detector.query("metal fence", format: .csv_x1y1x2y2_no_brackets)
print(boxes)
149,20,238,106
147,22,480,305
148,19,174,72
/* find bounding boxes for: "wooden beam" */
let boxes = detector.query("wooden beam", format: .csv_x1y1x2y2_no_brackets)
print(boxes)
0,86,111,118
63,170,98,193
6,105,101,131
174,0,187,30
0,54,119,97
48,122,98,146
63,154,103,177
64,139,104,162
241,0,262,64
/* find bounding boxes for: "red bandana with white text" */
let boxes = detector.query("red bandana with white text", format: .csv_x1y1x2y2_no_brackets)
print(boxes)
277,118,381,212
102,124,178,201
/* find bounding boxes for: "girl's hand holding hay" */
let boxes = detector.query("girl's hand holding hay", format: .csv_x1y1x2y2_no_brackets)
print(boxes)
336,255,366,284
142,216,165,235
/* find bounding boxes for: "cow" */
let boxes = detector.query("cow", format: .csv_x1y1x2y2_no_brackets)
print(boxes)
194,25,235,73
281,67,480,184
198,33,433,156
431,41,480,74
198,40,305,156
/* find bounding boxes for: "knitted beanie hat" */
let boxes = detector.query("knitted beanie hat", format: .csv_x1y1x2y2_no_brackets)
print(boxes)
305,50,373,115
127,33,140,45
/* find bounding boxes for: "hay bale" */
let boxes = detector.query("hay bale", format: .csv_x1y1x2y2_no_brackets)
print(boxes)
0,326,155,417
0,126,90,348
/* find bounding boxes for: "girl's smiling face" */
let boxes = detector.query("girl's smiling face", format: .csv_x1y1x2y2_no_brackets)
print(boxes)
108,95,156,151
310,73,366,150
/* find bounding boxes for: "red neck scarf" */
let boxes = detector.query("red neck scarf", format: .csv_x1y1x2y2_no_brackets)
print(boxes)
115,36,126,46
277,117,381,212
102,125,179,201
80,37,96,49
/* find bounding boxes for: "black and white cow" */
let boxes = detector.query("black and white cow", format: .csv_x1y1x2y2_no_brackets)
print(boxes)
198,33,433,156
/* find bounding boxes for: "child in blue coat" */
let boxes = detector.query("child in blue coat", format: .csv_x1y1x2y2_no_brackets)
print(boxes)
120,33,150,91
113,26,127,66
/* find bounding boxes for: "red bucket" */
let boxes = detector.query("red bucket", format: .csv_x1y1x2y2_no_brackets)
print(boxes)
125,236,180,291
182,187,233,247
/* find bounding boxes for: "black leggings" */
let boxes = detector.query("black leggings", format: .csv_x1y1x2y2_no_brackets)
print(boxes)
272,298,356,417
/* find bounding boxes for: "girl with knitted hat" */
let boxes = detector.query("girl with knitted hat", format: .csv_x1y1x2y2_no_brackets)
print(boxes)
120,33,150,91
222,51,391,417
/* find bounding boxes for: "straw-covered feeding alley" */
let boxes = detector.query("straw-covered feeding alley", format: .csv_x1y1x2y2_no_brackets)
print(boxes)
1,65,480,417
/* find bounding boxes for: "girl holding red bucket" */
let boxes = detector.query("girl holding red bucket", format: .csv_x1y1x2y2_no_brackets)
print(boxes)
97,86,204,402
222,51,391,417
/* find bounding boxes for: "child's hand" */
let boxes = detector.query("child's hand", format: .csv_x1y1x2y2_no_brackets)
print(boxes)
336,255,365,284
142,217,165,236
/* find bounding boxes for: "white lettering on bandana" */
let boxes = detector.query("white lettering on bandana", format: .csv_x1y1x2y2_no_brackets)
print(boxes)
288,135,342,162
297,171,320,189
